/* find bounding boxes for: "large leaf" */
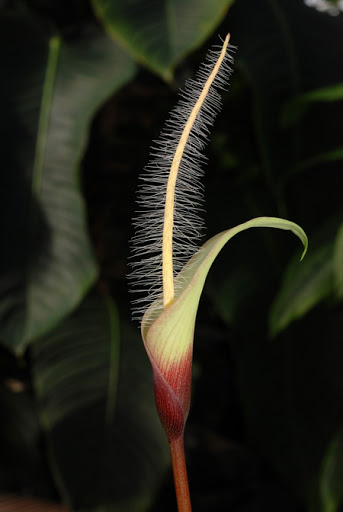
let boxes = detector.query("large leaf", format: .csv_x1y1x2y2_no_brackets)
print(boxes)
91,0,234,80
0,14,136,353
32,294,169,511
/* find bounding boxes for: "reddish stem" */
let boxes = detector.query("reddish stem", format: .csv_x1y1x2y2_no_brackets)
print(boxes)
169,435,192,512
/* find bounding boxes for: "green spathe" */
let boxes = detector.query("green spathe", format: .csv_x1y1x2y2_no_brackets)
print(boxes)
143,216,308,371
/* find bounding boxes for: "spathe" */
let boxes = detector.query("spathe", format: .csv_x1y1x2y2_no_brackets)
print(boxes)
142,216,308,440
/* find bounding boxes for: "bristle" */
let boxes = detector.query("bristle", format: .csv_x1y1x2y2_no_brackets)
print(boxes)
129,36,235,322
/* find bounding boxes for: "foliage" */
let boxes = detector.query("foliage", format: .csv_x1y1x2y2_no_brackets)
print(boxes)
0,0,343,511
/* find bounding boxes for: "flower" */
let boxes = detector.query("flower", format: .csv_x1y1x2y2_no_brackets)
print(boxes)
129,33,308,511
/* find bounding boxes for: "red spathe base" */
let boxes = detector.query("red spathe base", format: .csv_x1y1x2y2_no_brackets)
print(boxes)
152,345,193,441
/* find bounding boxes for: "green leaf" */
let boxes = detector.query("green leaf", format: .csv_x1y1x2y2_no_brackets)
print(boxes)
0,15,136,353
319,428,343,512
33,295,120,431
269,243,333,338
91,0,234,80
32,294,169,511
282,83,343,127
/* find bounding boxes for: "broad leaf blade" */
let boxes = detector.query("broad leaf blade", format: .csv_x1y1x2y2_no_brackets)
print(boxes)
0,15,136,353
32,295,169,511
91,0,234,80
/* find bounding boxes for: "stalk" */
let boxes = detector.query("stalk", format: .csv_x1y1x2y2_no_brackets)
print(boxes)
169,435,192,512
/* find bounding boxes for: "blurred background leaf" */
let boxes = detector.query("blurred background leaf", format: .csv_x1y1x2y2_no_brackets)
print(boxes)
91,0,235,80
0,14,135,354
32,293,169,511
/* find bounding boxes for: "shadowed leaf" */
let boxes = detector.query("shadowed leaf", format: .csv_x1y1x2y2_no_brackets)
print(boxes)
0,14,136,353
32,294,169,511
91,0,234,80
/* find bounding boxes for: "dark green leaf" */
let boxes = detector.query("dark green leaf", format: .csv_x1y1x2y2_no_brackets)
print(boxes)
32,294,169,511
91,0,234,80
0,15,136,353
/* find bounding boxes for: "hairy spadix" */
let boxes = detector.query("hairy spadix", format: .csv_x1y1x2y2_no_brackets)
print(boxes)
130,34,235,321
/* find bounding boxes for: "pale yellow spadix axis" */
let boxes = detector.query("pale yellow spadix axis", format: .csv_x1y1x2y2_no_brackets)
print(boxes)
162,33,231,308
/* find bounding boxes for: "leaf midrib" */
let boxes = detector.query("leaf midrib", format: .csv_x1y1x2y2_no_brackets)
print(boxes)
24,36,61,348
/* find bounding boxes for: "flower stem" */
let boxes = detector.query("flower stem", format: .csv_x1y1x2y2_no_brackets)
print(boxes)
169,435,192,512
